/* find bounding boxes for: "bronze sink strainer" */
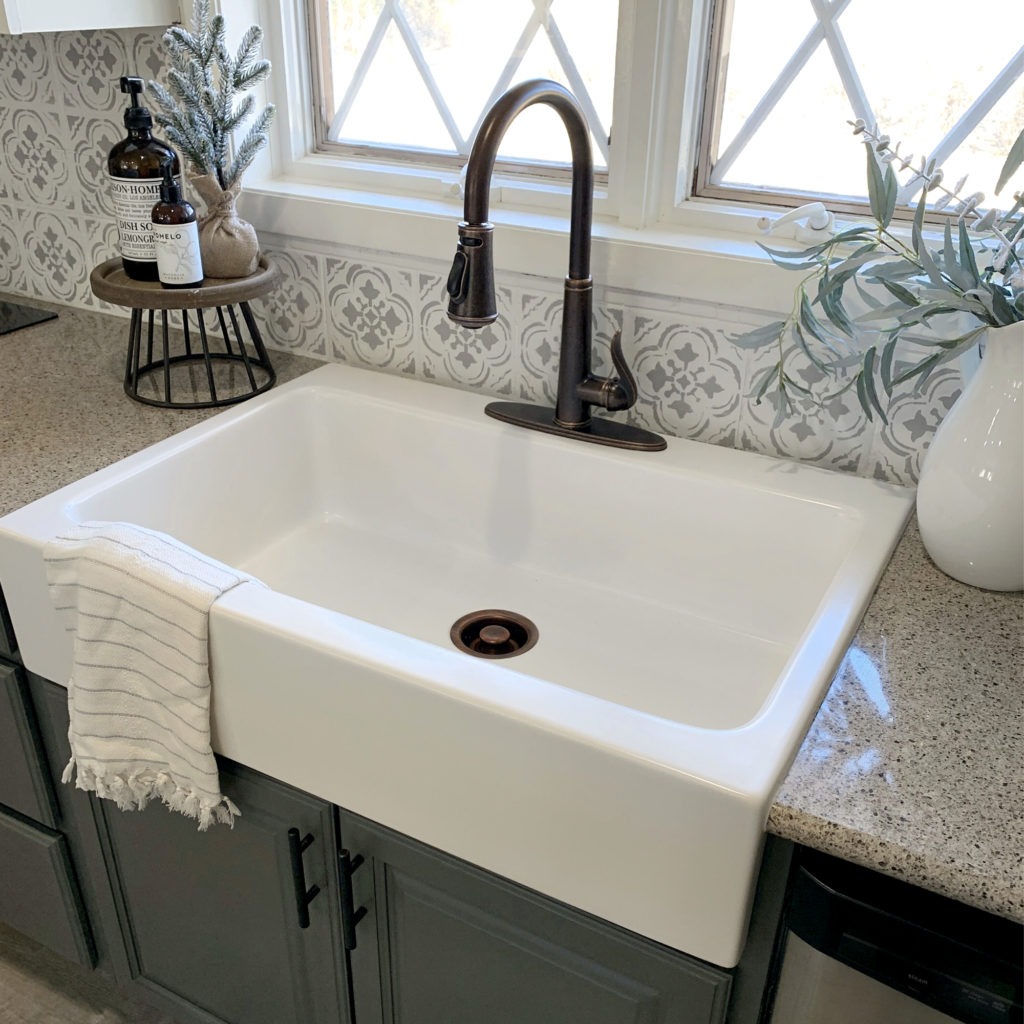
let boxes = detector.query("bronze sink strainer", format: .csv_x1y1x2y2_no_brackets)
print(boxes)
450,609,538,659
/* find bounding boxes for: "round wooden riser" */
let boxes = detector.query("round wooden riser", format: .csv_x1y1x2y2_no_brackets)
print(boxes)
90,257,281,409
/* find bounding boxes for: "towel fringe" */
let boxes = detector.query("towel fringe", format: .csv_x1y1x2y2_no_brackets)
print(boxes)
68,761,239,831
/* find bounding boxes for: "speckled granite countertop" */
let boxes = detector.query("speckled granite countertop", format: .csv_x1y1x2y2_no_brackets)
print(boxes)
768,515,1023,924
0,298,320,514
2,298,1021,926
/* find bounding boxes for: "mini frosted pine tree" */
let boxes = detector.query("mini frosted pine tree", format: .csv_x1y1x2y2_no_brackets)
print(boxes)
147,0,275,277
148,0,275,191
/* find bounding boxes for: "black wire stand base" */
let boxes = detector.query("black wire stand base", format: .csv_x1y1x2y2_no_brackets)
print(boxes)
124,303,276,409
90,255,281,411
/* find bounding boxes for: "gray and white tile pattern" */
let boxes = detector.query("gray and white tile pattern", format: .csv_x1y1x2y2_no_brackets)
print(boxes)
0,26,963,487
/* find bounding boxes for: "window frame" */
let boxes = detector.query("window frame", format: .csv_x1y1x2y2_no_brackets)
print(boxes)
219,0,837,316
305,0,617,182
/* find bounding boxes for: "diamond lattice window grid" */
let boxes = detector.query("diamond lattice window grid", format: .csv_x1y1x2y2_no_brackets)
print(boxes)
314,0,617,171
699,0,1024,207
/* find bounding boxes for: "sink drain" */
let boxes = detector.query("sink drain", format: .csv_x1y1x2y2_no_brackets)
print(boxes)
450,609,538,659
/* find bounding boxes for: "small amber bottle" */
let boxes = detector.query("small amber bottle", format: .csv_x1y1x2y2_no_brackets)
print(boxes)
151,164,204,289
107,76,180,281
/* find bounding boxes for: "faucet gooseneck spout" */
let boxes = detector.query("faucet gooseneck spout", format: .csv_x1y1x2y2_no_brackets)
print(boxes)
446,79,665,452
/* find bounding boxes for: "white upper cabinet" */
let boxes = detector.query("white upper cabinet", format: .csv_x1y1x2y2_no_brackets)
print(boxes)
0,0,180,34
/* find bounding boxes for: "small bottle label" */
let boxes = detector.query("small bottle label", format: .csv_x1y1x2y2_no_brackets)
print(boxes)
153,221,204,286
109,175,164,261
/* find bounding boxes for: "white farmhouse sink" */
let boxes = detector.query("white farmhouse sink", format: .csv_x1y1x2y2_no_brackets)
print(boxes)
0,363,913,967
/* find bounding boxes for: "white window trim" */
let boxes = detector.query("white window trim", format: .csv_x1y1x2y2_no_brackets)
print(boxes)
219,0,859,317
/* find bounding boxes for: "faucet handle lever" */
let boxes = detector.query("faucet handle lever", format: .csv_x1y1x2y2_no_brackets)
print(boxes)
580,331,638,412
608,331,637,410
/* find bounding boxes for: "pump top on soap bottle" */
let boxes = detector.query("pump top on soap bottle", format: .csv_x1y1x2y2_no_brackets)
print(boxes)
108,76,180,282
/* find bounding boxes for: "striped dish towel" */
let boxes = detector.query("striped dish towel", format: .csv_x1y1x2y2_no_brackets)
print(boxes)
44,521,263,830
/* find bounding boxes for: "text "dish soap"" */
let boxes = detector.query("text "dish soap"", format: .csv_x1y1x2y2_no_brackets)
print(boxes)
107,76,179,281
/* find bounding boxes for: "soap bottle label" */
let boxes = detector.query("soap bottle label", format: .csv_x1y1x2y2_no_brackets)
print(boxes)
110,176,162,261
153,221,204,286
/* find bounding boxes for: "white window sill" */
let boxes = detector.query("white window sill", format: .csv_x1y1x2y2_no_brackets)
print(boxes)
238,170,797,317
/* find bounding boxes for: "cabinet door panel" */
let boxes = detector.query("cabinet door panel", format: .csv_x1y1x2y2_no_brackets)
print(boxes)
0,0,179,34
340,812,731,1024
387,869,663,1024
0,808,94,966
0,662,57,825
27,673,136,981
0,583,17,661
99,762,346,1024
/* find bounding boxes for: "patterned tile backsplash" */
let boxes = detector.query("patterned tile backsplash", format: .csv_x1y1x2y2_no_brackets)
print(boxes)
0,27,962,485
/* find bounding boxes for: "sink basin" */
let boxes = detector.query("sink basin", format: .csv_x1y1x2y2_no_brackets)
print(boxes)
0,363,913,967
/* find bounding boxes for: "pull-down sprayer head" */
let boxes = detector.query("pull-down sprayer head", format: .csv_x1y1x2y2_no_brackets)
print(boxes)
446,221,496,328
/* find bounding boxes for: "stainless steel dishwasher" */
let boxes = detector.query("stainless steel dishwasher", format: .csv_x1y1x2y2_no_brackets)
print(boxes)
765,850,1022,1024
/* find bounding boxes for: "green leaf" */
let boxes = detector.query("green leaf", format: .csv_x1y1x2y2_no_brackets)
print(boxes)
781,372,813,396
940,220,977,290
916,239,946,289
911,188,928,255
859,347,888,423
796,296,833,369
821,248,883,286
865,143,887,226
891,353,942,388
758,227,875,261
752,364,779,403
854,277,886,309
857,301,914,323
817,281,854,339
732,320,788,349
995,127,1024,195
880,279,921,307
952,219,984,287
757,239,832,262
863,258,922,281
880,336,899,393
896,301,968,325
792,322,827,373
989,283,1018,325
762,252,828,273
855,367,873,422
883,163,898,227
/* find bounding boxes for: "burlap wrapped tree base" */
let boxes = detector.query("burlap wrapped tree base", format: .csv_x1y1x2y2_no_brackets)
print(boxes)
191,173,260,279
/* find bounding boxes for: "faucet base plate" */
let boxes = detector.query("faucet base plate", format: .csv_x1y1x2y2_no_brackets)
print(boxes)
485,402,667,452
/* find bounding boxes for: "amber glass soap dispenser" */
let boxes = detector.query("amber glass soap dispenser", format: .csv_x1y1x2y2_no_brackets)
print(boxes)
108,76,180,281
152,164,204,288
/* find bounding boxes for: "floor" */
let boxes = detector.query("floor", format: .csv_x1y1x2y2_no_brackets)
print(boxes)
0,922,175,1024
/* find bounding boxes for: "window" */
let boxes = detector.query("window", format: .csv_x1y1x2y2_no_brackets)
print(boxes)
300,0,1023,217
309,0,617,173
697,0,1024,211
240,0,1022,309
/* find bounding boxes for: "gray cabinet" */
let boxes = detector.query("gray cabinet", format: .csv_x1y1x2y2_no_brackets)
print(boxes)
24,673,351,1023
0,661,57,825
10,670,785,1024
0,0,179,34
28,672,138,980
339,811,733,1024
0,584,17,661
92,760,348,1024
0,633,94,969
0,809,94,965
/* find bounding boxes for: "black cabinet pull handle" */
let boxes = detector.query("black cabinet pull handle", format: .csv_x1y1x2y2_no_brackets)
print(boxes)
287,828,321,929
339,848,367,951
